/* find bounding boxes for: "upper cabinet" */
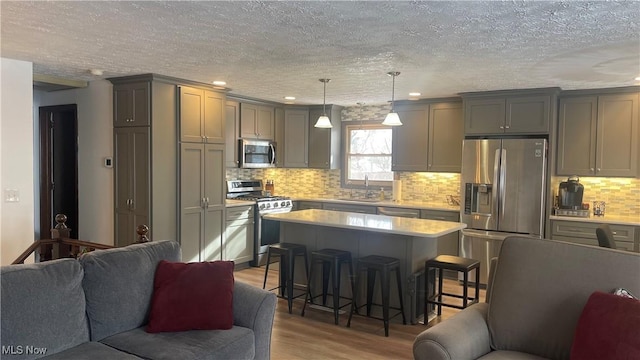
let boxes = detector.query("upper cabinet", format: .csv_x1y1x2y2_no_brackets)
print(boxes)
179,86,225,144
557,90,639,177
225,100,240,168
240,103,275,140
283,108,309,168
462,88,559,135
392,100,463,172
113,82,150,127
308,105,342,169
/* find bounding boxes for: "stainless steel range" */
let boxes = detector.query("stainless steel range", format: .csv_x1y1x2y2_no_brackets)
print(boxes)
226,179,293,266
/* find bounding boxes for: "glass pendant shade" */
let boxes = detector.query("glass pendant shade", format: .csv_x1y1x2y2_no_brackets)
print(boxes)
314,78,332,128
314,115,333,128
382,111,402,126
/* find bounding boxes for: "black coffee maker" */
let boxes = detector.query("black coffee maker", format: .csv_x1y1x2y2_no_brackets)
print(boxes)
558,176,584,210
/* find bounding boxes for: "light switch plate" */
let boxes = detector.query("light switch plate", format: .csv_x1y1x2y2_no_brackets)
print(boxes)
4,189,19,202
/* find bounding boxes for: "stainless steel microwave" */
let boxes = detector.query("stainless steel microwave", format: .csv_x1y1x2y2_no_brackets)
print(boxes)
239,139,276,168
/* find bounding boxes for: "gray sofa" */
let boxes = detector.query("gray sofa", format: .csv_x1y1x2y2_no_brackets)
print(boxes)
413,236,640,360
1,240,277,360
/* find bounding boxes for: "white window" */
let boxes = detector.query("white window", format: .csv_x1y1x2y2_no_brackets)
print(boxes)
345,123,393,186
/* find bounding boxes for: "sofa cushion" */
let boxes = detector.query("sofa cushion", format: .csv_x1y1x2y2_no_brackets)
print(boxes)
147,260,234,332
79,240,181,341
477,350,549,360
487,237,640,360
41,341,142,359
100,326,255,360
570,291,640,360
1,259,89,359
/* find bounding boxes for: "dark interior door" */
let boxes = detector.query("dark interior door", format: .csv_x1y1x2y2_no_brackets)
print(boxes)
39,104,78,239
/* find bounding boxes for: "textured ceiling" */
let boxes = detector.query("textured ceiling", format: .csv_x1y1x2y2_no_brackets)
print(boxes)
1,1,639,106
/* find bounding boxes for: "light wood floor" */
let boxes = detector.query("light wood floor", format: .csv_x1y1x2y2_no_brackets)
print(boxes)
234,265,486,360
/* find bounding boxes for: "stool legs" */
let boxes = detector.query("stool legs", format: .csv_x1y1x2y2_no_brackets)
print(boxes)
395,267,407,325
381,267,390,336
262,248,272,290
366,269,376,316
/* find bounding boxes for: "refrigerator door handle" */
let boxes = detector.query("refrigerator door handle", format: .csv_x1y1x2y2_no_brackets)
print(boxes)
499,149,507,221
492,148,501,220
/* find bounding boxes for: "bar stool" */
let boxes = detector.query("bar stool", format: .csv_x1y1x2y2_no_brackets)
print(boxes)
347,255,406,337
301,248,355,325
262,243,309,314
424,255,480,317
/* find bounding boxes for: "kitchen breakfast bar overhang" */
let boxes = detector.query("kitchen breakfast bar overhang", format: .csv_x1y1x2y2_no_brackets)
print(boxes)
262,209,467,324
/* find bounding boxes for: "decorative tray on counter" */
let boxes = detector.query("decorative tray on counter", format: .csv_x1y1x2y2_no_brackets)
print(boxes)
554,208,590,218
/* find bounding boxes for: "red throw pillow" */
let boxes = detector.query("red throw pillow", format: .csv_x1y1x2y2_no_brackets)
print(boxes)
570,291,640,360
146,260,235,333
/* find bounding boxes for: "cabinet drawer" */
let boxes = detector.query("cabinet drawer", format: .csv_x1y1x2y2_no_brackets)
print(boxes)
551,221,635,243
322,203,377,214
295,201,323,210
226,206,254,221
377,207,420,218
421,210,459,222
551,235,635,252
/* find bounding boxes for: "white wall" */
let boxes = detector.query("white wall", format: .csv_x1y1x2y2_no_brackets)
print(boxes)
35,80,114,245
1,58,34,265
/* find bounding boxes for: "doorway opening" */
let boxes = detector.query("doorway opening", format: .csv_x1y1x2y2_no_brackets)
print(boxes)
39,104,79,239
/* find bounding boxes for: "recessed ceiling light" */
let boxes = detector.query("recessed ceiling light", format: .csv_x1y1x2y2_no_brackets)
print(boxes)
89,69,103,76
635,76,640,81
409,92,421,97
284,96,296,100
212,80,226,86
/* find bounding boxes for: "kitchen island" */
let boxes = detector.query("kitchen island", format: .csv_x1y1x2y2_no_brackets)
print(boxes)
263,209,467,324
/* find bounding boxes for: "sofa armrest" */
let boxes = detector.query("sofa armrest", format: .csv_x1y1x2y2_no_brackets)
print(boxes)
413,303,491,360
233,281,277,360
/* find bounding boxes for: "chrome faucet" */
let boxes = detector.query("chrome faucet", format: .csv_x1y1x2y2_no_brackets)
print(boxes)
364,174,372,198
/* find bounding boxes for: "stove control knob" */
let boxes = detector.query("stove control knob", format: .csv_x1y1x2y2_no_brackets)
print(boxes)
281,201,286,207
274,202,279,207
259,204,266,210
266,203,271,209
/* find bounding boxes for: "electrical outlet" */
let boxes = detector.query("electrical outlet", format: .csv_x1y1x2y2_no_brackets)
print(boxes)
4,189,19,202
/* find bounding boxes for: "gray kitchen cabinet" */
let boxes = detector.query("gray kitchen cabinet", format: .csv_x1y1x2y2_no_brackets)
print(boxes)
462,89,558,135
113,81,150,127
392,101,463,172
283,108,309,168
295,201,323,210
274,107,285,167
179,86,225,144
421,210,460,257
114,127,149,247
240,103,275,140
308,105,342,169
180,143,226,262
322,202,377,214
557,92,639,177
224,205,254,264
225,100,240,167
110,76,178,247
377,206,421,218
550,220,636,252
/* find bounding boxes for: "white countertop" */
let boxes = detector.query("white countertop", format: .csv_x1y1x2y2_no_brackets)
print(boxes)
550,214,640,226
263,209,466,238
294,196,460,212
225,199,255,208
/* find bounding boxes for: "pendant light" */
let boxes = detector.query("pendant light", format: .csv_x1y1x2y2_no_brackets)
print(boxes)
314,79,333,128
382,71,402,126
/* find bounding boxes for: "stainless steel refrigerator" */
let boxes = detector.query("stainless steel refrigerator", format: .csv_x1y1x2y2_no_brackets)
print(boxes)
460,138,547,284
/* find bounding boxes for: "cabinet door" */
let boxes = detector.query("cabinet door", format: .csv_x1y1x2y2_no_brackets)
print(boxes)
257,106,275,140
180,143,205,262
308,107,331,168
240,103,258,138
429,102,463,172
322,203,377,214
284,109,309,168
224,206,254,264
131,128,150,240
179,86,205,143
113,82,150,127
203,90,225,144
421,210,460,258
556,96,598,176
204,208,224,261
506,95,551,134
225,101,240,167
274,107,285,167
392,104,429,171
596,93,639,177
464,98,505,135
204,144,226,207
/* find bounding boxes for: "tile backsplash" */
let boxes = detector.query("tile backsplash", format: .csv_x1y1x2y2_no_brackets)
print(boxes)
226,168,459,204
551,176,640,217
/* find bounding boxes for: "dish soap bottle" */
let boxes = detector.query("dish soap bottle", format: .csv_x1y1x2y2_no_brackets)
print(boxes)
379,188,385,201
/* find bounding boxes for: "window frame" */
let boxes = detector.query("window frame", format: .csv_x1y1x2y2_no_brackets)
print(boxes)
340,120,393,189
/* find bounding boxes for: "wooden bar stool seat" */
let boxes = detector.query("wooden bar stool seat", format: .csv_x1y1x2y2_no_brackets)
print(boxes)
301,248,355,325
424,255,480,317
347,255,406,337
263,243,309,314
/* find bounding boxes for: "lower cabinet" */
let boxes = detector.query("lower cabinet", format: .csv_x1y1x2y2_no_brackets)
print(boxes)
224,205,255,264
322,202,377,214
294,201,323,210
180,143,226,262
550,220,637,252
421,210,460,257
